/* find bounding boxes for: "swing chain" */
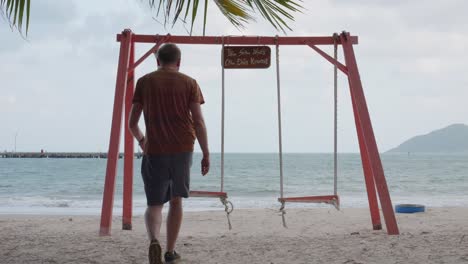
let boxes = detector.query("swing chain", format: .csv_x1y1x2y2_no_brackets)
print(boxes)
220,197,233,230
279,201,287,228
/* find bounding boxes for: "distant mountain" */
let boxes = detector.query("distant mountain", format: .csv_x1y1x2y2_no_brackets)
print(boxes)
387,124,468,153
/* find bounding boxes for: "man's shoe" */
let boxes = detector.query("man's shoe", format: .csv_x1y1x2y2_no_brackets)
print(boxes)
164,250,181,263
149,239,162,264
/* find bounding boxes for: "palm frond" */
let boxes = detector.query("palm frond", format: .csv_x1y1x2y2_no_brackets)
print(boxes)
213,0,252,30
190,0,200,35
245,0,302,32
202,0,208,35
1,0,302,37
0,0,31,35
147,0,302,35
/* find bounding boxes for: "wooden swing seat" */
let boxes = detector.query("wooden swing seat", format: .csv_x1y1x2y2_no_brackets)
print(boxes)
190,191,228,198
278,195,339,207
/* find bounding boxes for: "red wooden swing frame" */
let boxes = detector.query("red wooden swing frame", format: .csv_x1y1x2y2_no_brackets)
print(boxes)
99,29,399,236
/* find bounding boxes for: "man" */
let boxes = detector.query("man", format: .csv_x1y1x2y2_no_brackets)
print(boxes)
129,43,210,264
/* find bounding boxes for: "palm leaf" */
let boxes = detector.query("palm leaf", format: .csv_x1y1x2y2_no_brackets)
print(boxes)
246,0,302,32
148,0,302,35
202,0,207,36
1,0,302,36
190,0,199,35
173,0,187,24
25,0,29,32
0,0,30,35
213,0,252,29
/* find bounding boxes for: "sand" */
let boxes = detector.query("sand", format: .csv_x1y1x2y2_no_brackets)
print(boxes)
1,208,468,264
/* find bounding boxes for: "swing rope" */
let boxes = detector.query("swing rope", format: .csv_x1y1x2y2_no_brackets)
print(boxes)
220,36,233,230
275,36,284,201
333,33,339,197
221,36,226,193
220,196,234,230
278,33,341,227
274,35,288,228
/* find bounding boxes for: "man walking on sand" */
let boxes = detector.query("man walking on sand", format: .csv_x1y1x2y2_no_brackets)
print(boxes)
129,43,210,264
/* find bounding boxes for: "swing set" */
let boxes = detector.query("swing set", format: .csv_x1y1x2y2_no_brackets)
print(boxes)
99,29,400,236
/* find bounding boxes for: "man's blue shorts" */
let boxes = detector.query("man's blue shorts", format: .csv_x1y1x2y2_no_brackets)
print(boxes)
141,152,193,205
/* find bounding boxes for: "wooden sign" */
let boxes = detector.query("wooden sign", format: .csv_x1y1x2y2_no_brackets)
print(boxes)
223,46,271,69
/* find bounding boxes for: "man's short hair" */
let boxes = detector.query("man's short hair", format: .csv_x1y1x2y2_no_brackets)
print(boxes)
157,43,181,65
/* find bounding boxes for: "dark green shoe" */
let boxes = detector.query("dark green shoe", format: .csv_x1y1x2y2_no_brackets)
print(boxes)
149,239,162,264
164,250,181,263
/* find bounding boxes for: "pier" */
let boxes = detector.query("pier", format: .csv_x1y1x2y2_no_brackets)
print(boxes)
0,152,143,159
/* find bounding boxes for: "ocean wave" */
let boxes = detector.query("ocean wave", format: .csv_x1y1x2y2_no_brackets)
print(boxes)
1,194,468,215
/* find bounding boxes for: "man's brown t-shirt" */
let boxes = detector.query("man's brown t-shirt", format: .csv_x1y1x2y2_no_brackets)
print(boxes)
132,68,205,154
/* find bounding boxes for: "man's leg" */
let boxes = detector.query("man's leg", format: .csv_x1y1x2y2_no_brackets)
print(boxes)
166,196,183,252
145,205,164,241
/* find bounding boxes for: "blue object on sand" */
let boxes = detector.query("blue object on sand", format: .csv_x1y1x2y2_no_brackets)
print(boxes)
395,204,425,213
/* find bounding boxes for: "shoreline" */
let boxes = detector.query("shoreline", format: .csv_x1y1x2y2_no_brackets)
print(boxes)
1,208,467,263
2,204,468,216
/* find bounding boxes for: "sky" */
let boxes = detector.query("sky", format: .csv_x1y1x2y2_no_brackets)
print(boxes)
1,0,467,153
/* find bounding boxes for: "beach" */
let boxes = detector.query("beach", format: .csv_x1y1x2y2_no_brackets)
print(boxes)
1,208,467,264
1,154,468,263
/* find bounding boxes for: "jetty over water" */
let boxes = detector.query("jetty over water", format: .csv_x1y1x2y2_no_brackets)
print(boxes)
0,152,143,159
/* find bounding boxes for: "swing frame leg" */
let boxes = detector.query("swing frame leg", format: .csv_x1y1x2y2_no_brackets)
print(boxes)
99,29,133,236
353,103,382,230
341,32,399,235
122,40,135,231
354,109,382,230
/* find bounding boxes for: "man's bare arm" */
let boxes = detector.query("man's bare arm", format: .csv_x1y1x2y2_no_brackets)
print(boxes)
128,103,145,150
190,102,210,175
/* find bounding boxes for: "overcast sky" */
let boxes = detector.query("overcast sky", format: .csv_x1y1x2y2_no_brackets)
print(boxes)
1,0,467,153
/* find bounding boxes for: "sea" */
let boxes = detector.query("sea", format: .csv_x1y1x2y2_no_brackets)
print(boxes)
1,153,467,215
